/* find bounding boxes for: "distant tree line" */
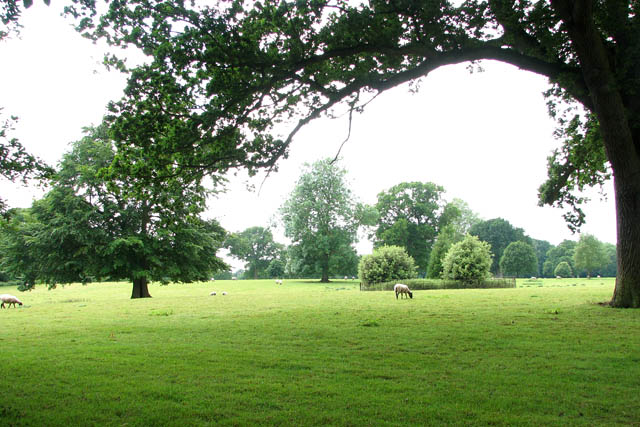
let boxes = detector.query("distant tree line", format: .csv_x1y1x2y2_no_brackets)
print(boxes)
222,159,615,282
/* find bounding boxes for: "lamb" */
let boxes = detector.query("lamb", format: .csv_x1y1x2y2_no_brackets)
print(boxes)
0,294,23,308
210,291,217,296
393,284,413,299
275,279,283,285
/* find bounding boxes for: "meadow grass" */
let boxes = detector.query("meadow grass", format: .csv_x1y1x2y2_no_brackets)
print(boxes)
1,277,638,426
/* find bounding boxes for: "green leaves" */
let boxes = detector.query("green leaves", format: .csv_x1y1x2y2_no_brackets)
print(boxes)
280,158,360,281
442,235,492,284
373,181,451,273
538,114,610,232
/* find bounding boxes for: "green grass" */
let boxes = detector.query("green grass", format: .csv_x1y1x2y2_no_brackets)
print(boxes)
1,278,638,426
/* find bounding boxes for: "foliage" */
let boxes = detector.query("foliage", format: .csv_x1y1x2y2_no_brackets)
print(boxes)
266,258,286,279
446,198,481,235
545,239,577,275
0,208,41,288
372,181,455,273
600,243,617,278
0,126,228,297
542,260,555,278
531,239,552,277
442,235,492,284
469,218,531,274
538,115,610,231
426,224,464,279
573,234,608,278
280,158,362,282
499,241,538,278
225,226,284,279
358,245,417,285
0,110,53,212
554,261,573,278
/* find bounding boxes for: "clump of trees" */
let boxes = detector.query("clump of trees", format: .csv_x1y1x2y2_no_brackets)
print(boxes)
358,246,417,285
225,227,284,279
371,182,459,275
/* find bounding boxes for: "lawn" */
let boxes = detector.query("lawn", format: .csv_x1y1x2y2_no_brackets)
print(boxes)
1,277,638,426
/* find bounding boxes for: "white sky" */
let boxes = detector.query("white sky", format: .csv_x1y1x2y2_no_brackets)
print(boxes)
1,3,617,271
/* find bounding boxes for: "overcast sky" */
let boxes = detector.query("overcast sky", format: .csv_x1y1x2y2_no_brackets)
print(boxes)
1,4,617,269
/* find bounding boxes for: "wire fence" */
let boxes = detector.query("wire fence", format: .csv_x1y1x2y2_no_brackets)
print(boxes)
359,277,516,291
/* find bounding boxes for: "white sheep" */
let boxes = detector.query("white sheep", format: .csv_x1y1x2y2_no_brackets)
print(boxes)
275,279,283,285
393,284,413,299
210,291,217,296
0,294,23,308
222,291,227,295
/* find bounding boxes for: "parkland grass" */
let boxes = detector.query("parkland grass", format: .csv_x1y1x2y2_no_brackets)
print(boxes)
1,277,638,426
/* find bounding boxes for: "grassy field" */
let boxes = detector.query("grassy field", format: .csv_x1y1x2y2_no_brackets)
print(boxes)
1,277,638,426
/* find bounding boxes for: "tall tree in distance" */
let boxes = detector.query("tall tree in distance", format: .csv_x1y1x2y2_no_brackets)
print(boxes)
373,181,454,274
499,241,539,278
280,159,361,283
225,227,284,279
469,218,531,275
573,234,608,278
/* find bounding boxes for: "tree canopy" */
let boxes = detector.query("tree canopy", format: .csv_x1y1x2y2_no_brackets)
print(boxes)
280,158,362,282
372,181,454,274
499,241,538,278
573,233,608,278
469,218,531,275
1,125,228,297
225,226,284,279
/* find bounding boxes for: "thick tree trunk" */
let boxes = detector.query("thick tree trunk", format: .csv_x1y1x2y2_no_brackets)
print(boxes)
551,0,640,307
610,175,640,307
131,277,152,299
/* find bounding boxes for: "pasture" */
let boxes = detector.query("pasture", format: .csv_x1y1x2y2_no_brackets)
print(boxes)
1,278,638,426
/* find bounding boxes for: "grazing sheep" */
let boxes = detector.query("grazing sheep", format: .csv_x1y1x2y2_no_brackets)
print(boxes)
393,284,413,300
275,279,283,285
210,291,217,296
222,292,227,295
0,294,23,308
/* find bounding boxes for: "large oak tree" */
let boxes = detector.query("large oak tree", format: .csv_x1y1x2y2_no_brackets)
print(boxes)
1,125,228,298
33,0,640,307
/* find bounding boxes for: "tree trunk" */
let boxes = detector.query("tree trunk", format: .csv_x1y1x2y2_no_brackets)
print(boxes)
320,254,330,283
131,276,152,299
552,0,640,307
610,175,640,307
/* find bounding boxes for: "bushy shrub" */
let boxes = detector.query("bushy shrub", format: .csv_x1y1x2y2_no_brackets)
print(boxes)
358,245,417,284
442,235,492,284
554,261,573,278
